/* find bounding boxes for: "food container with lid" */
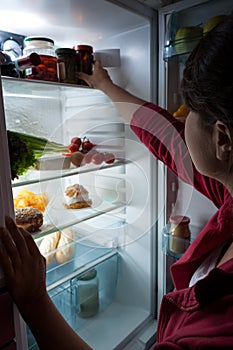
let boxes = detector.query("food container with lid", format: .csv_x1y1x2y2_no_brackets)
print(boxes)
23,36,58,82
56,48,76,84
74,269,99,318
169,215,191,254
74,44,93,86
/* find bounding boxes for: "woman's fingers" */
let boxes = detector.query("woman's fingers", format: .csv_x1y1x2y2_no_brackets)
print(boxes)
5,216,30,260
0,233,15,277
0,216,33,274
0,220,21,269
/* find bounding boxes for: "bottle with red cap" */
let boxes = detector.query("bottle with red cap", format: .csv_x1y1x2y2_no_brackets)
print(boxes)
0,51,41,78
169,215,191,254
74,44,93,86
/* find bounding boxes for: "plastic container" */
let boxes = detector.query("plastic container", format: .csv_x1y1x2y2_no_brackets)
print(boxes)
56,48,76,84
74,44,93,86
169,215,191,254
76,269,99,318
23,36,58,82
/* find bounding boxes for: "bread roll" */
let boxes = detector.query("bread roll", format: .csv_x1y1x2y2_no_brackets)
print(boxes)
39,231,60,266
56,228,75,264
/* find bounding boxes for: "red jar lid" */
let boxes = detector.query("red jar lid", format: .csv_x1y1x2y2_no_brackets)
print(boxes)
169,215,190,225
73,44,93,52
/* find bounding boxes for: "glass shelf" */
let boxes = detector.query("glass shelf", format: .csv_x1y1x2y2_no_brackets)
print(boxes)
12,158,128,187
32,198,125,240
1,76,102,98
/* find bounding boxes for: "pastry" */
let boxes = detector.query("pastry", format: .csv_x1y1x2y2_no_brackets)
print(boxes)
64,184,92,209
55,228,75,264
15,207,43,232
39,231,61,266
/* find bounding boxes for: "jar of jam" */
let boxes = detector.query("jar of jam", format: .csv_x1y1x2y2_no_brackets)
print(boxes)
56,48,76,84
169,215,191,254
74,44,93,86
23,36,58,82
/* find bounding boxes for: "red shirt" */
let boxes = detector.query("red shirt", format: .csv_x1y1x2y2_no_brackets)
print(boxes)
131,103,233,349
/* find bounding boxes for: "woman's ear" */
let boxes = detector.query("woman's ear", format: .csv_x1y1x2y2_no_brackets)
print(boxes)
215,120,232,161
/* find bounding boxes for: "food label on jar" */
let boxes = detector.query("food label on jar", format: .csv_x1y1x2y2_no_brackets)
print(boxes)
25,68,32,76
57,62,66,81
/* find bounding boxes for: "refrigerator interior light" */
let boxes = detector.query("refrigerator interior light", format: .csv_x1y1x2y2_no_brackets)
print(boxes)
0,11,46,31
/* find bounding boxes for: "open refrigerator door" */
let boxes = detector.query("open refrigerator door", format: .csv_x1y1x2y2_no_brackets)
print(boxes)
157,0,232,301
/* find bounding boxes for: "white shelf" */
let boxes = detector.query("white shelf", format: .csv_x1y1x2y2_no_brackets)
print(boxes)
78,302,151,350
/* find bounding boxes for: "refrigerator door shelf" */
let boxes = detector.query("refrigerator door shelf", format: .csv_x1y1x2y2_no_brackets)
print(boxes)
162,225,190,260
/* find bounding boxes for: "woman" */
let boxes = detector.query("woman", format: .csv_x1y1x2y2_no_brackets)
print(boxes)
1,15,233,349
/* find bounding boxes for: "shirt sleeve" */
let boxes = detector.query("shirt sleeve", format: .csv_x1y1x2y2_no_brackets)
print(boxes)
130,102,227,208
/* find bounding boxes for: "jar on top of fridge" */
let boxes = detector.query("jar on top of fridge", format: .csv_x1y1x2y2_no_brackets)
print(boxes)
74,44,93,86
23,36,58,82
55,48,76,84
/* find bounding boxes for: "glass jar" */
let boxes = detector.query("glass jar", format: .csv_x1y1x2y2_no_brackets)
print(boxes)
76,269,99,318
23,36,58,82
56,48,76,84
169,215,191,254
74,44,93,86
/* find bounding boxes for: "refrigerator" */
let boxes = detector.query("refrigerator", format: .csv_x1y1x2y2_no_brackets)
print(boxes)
0,0,232,349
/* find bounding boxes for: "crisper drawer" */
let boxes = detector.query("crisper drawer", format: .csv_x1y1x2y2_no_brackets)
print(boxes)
27,252,119,350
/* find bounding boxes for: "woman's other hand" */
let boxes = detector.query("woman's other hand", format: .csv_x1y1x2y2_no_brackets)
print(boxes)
0,216,47,315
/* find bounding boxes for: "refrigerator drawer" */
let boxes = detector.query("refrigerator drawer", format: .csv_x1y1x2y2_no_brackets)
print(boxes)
27,252,119,349
0,290,15,348
35,218,122,289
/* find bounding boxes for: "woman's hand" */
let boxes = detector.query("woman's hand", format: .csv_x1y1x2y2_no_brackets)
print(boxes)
78,60,146,124
0,216,47,315
0,216,92,350
77,60,114,91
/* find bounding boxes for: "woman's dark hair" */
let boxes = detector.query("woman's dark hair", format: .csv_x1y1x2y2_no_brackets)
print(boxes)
182,14,233,126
